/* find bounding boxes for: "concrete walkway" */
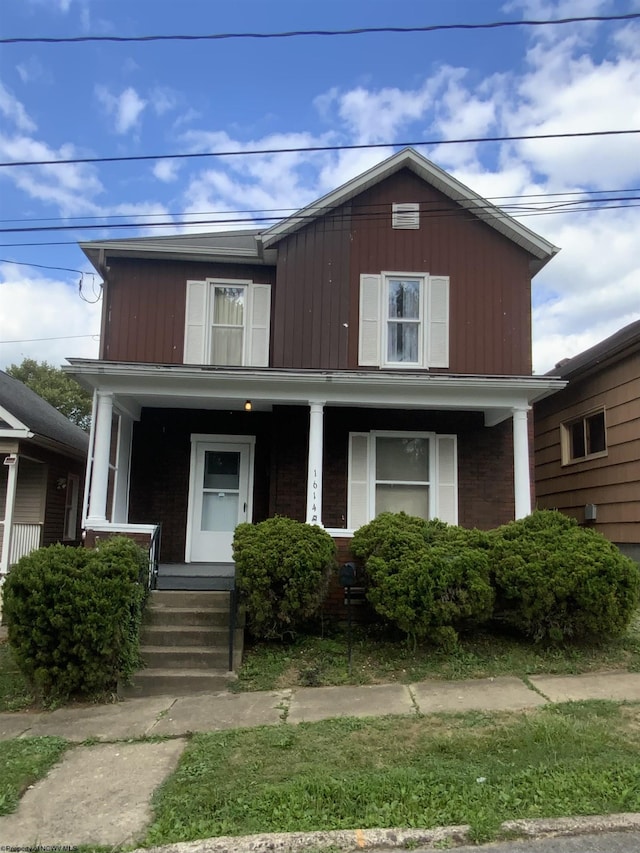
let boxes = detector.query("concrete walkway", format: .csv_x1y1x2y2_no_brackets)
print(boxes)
1,671,640,847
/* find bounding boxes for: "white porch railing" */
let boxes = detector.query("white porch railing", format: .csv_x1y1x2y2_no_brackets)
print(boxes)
9,522,43,565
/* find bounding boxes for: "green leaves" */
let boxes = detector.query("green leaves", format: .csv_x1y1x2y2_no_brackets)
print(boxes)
6,358,92,431
233,517,336,640
2,537,148,700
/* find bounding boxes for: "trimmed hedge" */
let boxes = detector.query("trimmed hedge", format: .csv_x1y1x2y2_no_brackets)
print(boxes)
233,517,336,639
351,513,494,647
3,537,148,700
491,510,640,642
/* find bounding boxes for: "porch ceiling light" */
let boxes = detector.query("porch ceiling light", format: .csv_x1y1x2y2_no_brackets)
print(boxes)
244,400,252,412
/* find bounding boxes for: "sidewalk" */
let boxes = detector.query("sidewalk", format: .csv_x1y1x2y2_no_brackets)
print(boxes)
1,671,640,848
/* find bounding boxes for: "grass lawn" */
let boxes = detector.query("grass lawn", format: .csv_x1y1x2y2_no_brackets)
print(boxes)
234,611,640,692
0,736,67,815
0,639,34,712
145,700,640,846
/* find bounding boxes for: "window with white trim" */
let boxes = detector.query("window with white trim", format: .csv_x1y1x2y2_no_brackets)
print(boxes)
348,431,458,528
359,272,449,369
184,278,271,367
561,409,607,464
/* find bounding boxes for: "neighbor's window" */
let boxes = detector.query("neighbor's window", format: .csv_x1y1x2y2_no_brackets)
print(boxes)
63,473,80,540
562,410,607,463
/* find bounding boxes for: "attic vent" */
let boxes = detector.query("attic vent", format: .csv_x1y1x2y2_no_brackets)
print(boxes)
392,202,420,229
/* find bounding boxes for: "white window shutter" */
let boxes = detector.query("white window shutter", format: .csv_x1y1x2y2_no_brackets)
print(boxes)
348,433,370,529
427,276,450,368
435,434,458,524
184,280,207,364
248,284,271,367
358,274,381,366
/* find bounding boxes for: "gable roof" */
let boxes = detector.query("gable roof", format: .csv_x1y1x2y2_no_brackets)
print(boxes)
261,147,560,273
548,318,640,380
80,148,559,277
0,370,89,456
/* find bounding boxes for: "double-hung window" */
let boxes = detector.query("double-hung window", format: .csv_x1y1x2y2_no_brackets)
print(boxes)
348,431,457,528
184,278,271,367
359,272,449,369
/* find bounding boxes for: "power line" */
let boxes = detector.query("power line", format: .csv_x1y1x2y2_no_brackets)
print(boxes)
1,197,637,249
0,258,86,274
2,129,639,170
0,194,638,236
2,13,639,44
1,187,639,226
0,334,99,345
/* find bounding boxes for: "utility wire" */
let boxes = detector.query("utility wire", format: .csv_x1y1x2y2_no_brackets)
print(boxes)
1,187,638,226
0,195,638,235
1,199,638,248
2,13,639,44
0,258,86,274
0,333,99,344
1,129,639,170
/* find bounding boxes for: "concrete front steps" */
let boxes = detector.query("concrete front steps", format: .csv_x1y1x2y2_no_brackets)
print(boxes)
121,590,244,698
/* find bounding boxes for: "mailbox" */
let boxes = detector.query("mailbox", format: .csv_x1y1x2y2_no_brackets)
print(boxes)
338,561,357,587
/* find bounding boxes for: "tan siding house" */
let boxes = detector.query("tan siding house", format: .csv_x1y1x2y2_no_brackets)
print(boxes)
534,320,640,560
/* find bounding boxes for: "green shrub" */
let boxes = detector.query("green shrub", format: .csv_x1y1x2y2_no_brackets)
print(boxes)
492,510,640,643
352,513,494,647
2,537,148,700
233,517,336,639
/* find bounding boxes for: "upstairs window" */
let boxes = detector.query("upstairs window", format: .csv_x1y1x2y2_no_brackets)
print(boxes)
561,409,607,464
359,272,449,369
184,279,271,367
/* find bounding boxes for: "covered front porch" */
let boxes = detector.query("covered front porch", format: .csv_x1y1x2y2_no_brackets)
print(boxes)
67,360,565,588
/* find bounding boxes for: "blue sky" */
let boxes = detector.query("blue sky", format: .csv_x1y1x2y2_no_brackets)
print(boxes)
0,0,639,373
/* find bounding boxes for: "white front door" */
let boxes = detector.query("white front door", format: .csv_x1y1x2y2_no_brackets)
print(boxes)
188,438,253,563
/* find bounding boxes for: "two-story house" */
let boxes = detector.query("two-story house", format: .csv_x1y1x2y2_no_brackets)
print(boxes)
67,148,566,590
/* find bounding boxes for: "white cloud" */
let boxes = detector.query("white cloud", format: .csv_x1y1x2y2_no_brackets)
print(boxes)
0,268,102,369
0,82,37,133
95,85,147,134
151,87,178,116
153,160,180,183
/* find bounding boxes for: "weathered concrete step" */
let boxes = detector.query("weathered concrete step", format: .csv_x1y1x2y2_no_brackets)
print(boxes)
146,606,232,628
120,668,234,698
148,590,232,608
156,576,234,591
141,625,229,646
141,645,232,669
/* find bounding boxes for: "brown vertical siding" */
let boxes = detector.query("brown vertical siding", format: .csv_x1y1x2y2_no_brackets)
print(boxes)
271,208,352,369
103,259,275,364
347,169,533,375
534,352,640,545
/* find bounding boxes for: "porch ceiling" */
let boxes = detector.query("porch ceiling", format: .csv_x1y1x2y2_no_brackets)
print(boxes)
65,360,566,426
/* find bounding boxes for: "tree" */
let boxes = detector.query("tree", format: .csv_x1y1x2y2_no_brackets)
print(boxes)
6,358,92,431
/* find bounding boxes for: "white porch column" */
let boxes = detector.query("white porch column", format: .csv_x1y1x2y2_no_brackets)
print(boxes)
112,413,132,524
0,454,19,574
306,401,325,526
86,391,114,524
512,406,532,519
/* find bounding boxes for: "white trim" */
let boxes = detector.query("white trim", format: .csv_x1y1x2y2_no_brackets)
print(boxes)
0,453,19,573
512,407,531,519
112,413,133,524
65,360,567,421
0,405,29,432
185,434,256,563
306,402,325,526
81,388,97,529
381,272,428,368
86,391,113,524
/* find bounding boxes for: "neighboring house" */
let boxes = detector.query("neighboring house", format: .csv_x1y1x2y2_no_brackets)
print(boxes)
65,147,566,589
534,319,640,562
0,370,88,576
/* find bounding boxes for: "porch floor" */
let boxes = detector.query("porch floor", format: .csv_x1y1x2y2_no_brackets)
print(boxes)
156,562,235,591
